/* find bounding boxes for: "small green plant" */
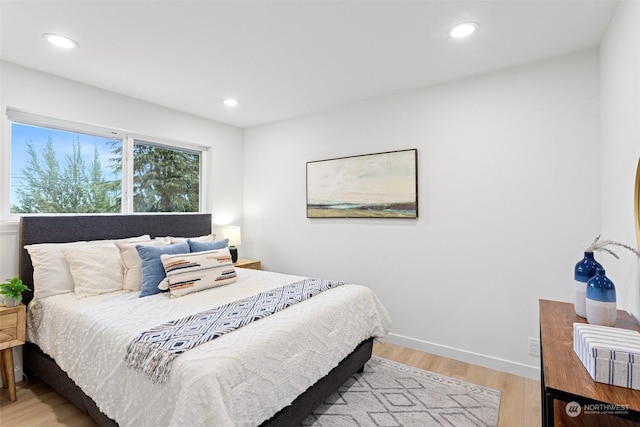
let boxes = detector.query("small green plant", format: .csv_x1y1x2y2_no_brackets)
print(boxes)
0,276,30,302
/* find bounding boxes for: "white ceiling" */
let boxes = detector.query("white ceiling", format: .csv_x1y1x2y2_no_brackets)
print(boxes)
0,0,619,129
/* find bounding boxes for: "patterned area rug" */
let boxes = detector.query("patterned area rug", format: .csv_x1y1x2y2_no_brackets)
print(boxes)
301,356,501,427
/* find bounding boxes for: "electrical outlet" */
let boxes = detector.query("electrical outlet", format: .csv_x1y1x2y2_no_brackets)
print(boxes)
528,337,540,357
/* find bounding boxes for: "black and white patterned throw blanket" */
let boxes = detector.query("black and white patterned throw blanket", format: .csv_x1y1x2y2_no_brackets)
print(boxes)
124,278,344,383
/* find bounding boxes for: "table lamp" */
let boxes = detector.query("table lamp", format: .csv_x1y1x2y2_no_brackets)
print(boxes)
223,226,242,263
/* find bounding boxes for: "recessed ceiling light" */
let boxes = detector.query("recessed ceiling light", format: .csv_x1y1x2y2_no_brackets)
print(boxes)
43,33,79,49
450,22,479,39
222,98,239,107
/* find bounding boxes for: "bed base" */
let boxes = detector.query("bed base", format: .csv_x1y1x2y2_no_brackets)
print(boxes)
24,343,117,426
261,337,373,427
24,338,373,427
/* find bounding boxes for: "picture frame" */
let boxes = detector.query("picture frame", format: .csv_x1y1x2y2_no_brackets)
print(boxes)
306,149,418,218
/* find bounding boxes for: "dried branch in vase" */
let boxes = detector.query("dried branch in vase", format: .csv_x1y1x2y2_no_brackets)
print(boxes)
586,235,640,259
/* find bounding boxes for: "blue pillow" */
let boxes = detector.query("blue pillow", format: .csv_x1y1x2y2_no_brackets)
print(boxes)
137,241,190,298
187,238,228,253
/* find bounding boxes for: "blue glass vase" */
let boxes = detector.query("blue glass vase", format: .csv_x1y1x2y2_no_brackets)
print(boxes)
585,268,617,326
574,251,602,317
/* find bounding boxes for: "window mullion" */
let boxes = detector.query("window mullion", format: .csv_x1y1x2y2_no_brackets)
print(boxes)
200,149,208,213
122,135,135,214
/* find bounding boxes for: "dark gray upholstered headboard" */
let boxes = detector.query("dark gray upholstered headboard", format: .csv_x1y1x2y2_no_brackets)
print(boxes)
19,214,212,305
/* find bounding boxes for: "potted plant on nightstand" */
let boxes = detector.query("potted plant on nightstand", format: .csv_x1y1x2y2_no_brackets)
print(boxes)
0,276,30,307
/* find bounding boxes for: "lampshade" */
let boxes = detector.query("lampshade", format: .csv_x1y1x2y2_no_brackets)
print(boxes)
223,226,242,247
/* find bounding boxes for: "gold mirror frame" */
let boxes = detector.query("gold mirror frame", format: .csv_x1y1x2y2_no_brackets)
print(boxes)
636,158,640,248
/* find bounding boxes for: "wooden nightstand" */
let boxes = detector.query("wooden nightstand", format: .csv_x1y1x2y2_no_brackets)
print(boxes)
234,258,261,270
0,303,26,402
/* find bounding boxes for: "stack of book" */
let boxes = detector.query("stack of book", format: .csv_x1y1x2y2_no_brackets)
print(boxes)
573,323,640,390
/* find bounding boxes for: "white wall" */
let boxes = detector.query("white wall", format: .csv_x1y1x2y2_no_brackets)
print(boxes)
243,50,601,378
600,1,640,319
0,60,244,285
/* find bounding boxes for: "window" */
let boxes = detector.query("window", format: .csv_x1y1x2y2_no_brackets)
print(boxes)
10,123,122,214
8,109,206,216
131,141,200,213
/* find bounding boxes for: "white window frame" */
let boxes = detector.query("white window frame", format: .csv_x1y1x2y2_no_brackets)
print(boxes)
3,107,209,222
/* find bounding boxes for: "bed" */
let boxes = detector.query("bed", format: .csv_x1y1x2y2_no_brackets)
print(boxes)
18,214,391,427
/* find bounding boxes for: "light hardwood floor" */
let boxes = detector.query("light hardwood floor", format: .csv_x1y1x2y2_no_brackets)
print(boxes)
0,341,541,426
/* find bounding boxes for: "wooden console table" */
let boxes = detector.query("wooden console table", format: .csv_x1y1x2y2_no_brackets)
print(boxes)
539,299,640,426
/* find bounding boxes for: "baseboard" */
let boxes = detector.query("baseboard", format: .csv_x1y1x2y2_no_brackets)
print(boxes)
383,333,540,380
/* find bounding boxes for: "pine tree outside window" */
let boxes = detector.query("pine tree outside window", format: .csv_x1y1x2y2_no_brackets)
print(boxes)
130,141,201,213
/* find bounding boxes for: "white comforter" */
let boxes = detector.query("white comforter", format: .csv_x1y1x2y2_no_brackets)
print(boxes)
27,269,391,427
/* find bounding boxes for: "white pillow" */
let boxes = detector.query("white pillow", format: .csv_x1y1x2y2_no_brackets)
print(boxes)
116,239,170,291
88,235,150,246
63,245,124,298
25,241,89,299
25,235,150,300
159,247,236,297
159,234,216,244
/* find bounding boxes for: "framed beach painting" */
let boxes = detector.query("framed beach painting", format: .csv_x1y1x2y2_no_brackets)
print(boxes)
306,149,418,218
